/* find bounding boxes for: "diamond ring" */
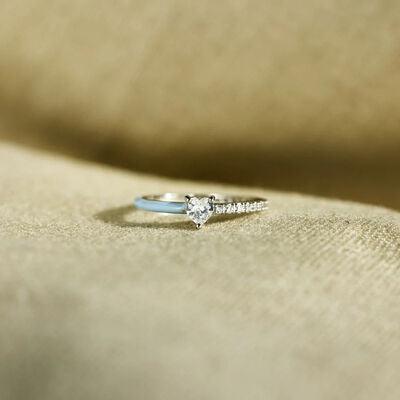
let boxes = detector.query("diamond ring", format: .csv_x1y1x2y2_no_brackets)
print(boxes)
134,193,268,229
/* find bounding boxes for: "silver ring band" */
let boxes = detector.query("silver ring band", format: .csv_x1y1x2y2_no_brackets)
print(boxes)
134,193,268,228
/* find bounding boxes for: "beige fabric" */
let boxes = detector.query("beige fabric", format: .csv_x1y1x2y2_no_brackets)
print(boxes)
1,142,400,400
1,2,400,398
0,1,400,208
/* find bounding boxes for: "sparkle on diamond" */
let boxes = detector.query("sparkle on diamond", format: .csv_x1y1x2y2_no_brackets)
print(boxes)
186,196,213,227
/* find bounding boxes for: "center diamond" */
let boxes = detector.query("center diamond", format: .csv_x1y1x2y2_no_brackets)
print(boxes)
186,196,214,228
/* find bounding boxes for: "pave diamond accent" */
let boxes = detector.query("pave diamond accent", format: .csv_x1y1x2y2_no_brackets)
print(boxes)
214,200,267,214
186,196,214,228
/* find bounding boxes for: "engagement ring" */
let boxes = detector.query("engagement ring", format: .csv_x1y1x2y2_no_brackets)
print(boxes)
134,193,268,229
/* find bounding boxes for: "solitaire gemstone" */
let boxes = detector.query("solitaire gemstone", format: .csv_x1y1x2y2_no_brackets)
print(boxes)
186,196,214,227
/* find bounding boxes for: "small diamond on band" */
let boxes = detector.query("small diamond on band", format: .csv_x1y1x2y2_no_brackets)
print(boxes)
214,200,267,215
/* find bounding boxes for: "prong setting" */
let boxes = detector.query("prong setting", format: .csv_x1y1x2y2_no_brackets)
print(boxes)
185,195,214,228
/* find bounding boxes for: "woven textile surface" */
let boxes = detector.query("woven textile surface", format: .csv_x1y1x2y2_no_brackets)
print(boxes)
1,1,400,398
1,142,400,399
0,0,399,208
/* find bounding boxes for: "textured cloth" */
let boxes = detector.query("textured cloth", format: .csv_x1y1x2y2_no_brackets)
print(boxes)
1,142,400,400
0,1,400,208
1,1,400,397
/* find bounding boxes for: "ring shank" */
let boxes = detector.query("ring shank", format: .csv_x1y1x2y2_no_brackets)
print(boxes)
144,193,264,203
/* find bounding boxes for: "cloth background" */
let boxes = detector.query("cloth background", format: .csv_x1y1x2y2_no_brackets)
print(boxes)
0,0,399,208
0,1,400,399
1,143,400,400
